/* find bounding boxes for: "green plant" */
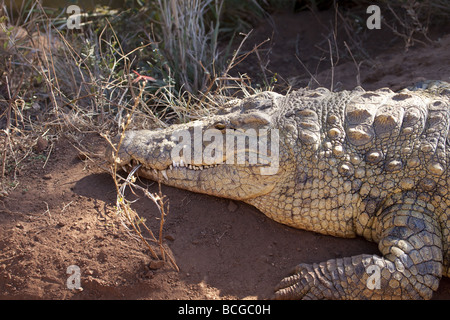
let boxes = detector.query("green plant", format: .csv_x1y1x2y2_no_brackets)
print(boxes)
151,0,224,94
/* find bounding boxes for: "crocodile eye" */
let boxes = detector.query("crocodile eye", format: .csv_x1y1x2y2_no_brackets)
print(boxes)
214,122,226,130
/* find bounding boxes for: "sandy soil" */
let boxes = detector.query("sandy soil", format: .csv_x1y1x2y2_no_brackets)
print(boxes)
1,9,450,300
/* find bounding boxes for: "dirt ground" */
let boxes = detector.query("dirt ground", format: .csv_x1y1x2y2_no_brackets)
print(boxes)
1,9,450,300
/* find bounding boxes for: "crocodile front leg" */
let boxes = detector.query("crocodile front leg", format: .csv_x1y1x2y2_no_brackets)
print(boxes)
274,197,443,299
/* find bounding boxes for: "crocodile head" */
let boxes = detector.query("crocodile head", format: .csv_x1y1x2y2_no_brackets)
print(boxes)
106,92,288,201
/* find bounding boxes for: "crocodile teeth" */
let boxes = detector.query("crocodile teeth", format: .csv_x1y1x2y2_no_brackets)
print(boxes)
151,162,221,174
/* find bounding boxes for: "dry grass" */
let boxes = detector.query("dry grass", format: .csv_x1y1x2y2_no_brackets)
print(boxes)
0,1,170,265
106,83,179,270
0,0,270,268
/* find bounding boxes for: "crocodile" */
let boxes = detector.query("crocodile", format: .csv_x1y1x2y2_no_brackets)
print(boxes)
106,81,450,299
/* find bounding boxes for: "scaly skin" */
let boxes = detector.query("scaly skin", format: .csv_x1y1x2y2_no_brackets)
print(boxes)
107,81,450,299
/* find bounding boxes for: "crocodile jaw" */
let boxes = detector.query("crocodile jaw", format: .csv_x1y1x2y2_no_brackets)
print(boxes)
135,159,277,200
106,92,285,200
107,125,280,201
